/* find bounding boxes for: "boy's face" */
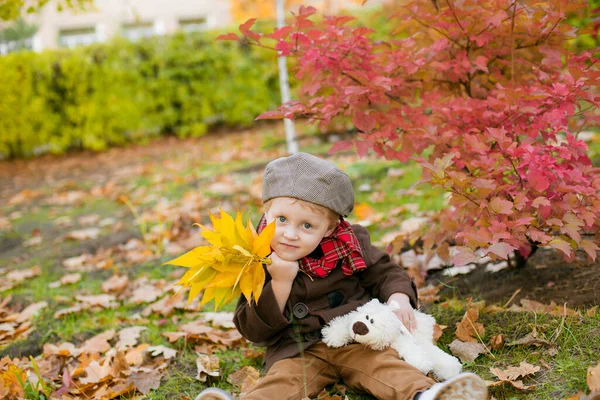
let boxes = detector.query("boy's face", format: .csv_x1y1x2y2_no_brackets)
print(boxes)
264,197,336,261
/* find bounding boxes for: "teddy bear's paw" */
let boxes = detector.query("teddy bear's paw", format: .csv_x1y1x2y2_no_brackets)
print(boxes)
432,357,462,381
417,372,487,400
321,326,350,348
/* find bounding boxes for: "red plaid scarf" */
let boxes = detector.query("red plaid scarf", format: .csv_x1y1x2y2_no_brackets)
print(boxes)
257,214,367,278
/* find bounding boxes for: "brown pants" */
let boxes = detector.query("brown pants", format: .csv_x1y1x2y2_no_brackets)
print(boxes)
242,342,436,400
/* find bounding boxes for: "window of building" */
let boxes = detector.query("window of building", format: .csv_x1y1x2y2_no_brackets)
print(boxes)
122,22,155,41
58,27,98,48
0,38,34,55
178,17,207,33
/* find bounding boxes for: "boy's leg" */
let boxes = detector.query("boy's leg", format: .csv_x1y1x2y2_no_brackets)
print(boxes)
242,350,338,400
330,344,436,400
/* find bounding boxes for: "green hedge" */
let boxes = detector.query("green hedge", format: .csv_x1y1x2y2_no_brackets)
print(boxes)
0,33,281,158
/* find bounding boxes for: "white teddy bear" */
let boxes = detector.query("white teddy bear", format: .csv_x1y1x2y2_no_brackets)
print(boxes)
321,299,462,381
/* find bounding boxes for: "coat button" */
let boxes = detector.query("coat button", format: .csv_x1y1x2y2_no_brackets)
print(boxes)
292,302,309,318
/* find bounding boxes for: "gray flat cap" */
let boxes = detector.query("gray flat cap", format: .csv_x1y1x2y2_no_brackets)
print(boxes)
262,152,354,217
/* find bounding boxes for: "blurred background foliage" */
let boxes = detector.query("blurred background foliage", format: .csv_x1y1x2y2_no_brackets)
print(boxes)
0,33,281,158
0,0,598,159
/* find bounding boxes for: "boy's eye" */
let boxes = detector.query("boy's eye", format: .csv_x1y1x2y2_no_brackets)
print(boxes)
277,216,286,223
303,222,312,229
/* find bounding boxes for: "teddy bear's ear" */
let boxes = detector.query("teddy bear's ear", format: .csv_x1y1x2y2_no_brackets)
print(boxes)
387,300,400,311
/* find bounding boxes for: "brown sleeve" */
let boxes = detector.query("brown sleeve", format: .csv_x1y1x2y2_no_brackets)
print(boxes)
233,272,291,345
352,224,418,308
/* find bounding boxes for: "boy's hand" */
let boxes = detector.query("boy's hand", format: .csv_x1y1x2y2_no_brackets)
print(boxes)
387,293,417,333
267,252,299,284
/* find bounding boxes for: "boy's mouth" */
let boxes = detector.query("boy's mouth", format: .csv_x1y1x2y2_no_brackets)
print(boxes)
280,243,299,249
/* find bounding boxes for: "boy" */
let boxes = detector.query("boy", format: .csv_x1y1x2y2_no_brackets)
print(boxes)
196,153,487,400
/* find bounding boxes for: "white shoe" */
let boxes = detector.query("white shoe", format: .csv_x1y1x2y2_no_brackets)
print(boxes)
416,373,488,400
195,387,236,400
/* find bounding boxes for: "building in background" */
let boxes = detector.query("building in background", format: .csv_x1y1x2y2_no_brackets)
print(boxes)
1,0,232,53
0,0,381,54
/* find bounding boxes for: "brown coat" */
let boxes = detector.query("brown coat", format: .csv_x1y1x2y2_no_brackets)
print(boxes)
233,224,418,372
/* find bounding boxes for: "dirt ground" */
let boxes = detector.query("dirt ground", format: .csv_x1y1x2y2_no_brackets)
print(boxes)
430,247,600,308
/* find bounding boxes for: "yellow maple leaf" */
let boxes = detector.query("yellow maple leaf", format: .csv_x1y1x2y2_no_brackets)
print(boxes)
166,210,274,310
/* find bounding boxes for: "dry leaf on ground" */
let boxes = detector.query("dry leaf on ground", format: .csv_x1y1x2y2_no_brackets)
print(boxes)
448,339,486,363
49,273,82,288
146,345,177,360
489,334,505,350
76,294,118,309
455,307,485,343
508,299,580,317
588,363,600,393
433,324,447,342
196,353,220,382
79,330,116,354
1,266,41,291
65,227,101,241
116,326,146,350
102,275,130,294
202,312,236,329
508,327,553,348
489,361,541,390
227,365,260,393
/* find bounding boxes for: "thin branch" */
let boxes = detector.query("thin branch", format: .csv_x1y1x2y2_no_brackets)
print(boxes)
510,1,517,84
412,16,465,48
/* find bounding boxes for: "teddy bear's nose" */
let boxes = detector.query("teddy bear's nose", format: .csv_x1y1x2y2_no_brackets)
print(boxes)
352,321,369,335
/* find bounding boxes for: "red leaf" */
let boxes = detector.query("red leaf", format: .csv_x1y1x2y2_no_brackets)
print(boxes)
490,197,514,215
255,110,284,120
486,243,516,259
352,112,376,132
548,238,572,257
328,140,354,155
452,247,479,266
580,240,599,261
356,140,372,158
269,26,293,41
529,171,550,192
215,33,239,41
239,18,261,42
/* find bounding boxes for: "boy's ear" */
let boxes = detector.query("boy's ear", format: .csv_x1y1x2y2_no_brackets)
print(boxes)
324,221,339,237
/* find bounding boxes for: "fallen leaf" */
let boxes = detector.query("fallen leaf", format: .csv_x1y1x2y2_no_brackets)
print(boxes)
43,342,81,358
489,334,504,350
65,227,101,241
101,275,129,294
15,301,48,323
79,330,116,354
588,363,600,393
76,294,118,309
196,353,220,381
455,307,485,343
146,345,177,359
116,326,146,350
508,327,552,348
448,339,486,363
79,359,112,384
227,365,260,393
129,283,164,304
125,344,150,365
202,312,236,329
433,324,447,342
489,361,541,390
128,369,164,394
49,273,82,288
54,304,90,318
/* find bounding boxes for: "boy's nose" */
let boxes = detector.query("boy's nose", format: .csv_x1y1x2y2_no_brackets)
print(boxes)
283,227,298,240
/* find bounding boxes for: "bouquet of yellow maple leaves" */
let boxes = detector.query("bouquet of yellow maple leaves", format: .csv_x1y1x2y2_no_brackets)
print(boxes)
166,210,275,309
